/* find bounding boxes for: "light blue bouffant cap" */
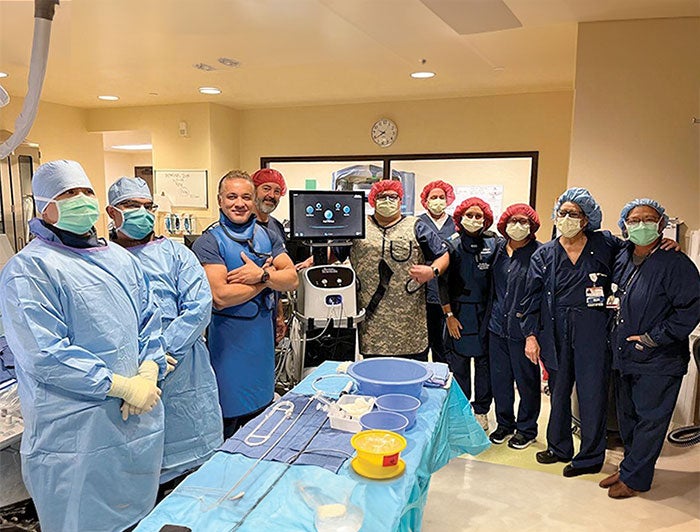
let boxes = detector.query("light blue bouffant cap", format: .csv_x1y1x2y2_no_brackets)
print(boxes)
618,198,668,232
32,160,93,213
108,177,153,206
552,187,602,231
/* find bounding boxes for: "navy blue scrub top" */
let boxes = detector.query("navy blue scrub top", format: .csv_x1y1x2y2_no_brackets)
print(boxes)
554,239,595,308
488,238,540,339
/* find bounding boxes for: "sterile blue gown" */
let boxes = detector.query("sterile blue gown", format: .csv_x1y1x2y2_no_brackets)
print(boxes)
127,237,223,482
611,243,700,491
0,219,165,532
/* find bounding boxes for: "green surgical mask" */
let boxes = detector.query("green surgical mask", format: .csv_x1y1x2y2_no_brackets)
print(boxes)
50,194,100,235
625,221,660,246
118,207,155,240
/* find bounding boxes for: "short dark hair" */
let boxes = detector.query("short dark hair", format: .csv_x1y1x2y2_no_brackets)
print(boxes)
218,170,253,193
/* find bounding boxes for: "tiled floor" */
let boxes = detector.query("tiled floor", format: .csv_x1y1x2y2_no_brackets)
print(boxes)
423,397,700,532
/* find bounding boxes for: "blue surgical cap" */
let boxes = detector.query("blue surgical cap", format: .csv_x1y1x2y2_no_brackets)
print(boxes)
32,160,92,213
108,177,153,206
553,187,602,231
618,198,668,232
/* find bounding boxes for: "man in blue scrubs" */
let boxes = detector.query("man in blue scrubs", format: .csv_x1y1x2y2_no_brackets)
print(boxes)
602,199,699,498
193,171,298,438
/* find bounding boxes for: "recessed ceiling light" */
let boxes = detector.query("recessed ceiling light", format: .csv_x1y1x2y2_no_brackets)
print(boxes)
218,57,240,68
98,95,119,101
0,72,8,78
410,71,436,79
111,144,153,151
193,63,216,71
199,87,221,95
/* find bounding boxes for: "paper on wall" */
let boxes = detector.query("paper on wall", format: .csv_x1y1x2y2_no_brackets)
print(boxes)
449,185,504,231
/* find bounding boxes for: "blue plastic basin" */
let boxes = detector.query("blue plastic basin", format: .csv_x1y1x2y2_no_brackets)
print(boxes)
347,357,432,399
359,411,409,434
376,393,422,429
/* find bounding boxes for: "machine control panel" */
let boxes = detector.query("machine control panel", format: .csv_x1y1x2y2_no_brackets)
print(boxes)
306,266,354,289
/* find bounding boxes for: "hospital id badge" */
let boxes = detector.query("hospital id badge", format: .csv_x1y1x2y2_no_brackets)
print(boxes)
586,286,605,307
606,295,620,310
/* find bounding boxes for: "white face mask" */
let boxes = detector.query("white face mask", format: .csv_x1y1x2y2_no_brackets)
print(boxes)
556,215,582,238
461,217,483,234
506,221,530,242
375,198,401,218
427,198,447,216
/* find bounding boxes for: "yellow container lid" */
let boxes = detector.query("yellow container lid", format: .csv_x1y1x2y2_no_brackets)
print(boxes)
351,430,407,478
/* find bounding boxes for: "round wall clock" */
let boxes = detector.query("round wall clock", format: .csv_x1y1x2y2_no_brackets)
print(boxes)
371,118,398,148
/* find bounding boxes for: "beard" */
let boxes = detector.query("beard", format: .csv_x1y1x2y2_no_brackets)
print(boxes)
256,199,277,214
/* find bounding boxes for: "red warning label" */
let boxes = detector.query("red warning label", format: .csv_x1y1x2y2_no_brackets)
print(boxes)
383,453,399,467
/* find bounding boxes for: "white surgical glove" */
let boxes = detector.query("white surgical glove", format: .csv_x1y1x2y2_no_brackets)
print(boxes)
165,354,178,375
108,374,161,420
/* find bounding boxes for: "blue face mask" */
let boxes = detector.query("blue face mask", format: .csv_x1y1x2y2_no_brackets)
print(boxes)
118,207,155,240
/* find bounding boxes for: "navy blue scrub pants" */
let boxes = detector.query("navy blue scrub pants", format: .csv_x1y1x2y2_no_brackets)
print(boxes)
546,306,610,468
489,332,541,439
426,303,447,363
445,351,492,415
615,371,682,491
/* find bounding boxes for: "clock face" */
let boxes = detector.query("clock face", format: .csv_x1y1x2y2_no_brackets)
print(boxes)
371,118,398,147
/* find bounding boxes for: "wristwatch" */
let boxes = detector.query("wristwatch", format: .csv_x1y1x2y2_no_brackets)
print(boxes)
433,267,440,278
260,269,270,284
444,311,454,318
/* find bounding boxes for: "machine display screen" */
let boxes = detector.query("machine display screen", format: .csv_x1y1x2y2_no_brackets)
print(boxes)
289,190,366,240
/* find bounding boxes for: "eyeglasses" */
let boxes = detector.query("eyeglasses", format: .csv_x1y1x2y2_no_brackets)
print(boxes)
557,210,583,219
626,217,660,225
119,201,158,212
377,194,400,201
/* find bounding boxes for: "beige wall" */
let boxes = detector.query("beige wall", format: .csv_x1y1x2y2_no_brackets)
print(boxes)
104,151,152,188
569,17,700,232
87,103,231,233
239,91,574,238
1,97,108,233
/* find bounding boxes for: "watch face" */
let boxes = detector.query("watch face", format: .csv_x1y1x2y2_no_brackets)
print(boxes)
371,118,397,147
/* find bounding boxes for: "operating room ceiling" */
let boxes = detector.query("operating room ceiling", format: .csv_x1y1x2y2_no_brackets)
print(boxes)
0,0,698,109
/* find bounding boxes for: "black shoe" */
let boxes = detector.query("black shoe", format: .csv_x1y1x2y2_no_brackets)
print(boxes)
507,432,536,450
535,449,569,464
563,463,604,477
489,426,515,444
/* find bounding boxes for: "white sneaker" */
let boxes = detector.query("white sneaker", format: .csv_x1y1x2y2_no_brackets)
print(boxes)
475,413,489,432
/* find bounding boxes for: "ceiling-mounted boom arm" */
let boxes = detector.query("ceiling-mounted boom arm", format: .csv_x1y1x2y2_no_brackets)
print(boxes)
0,0,60,159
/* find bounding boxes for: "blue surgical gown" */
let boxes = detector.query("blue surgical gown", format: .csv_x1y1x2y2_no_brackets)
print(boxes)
127,237,223,482
0,219,166,532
